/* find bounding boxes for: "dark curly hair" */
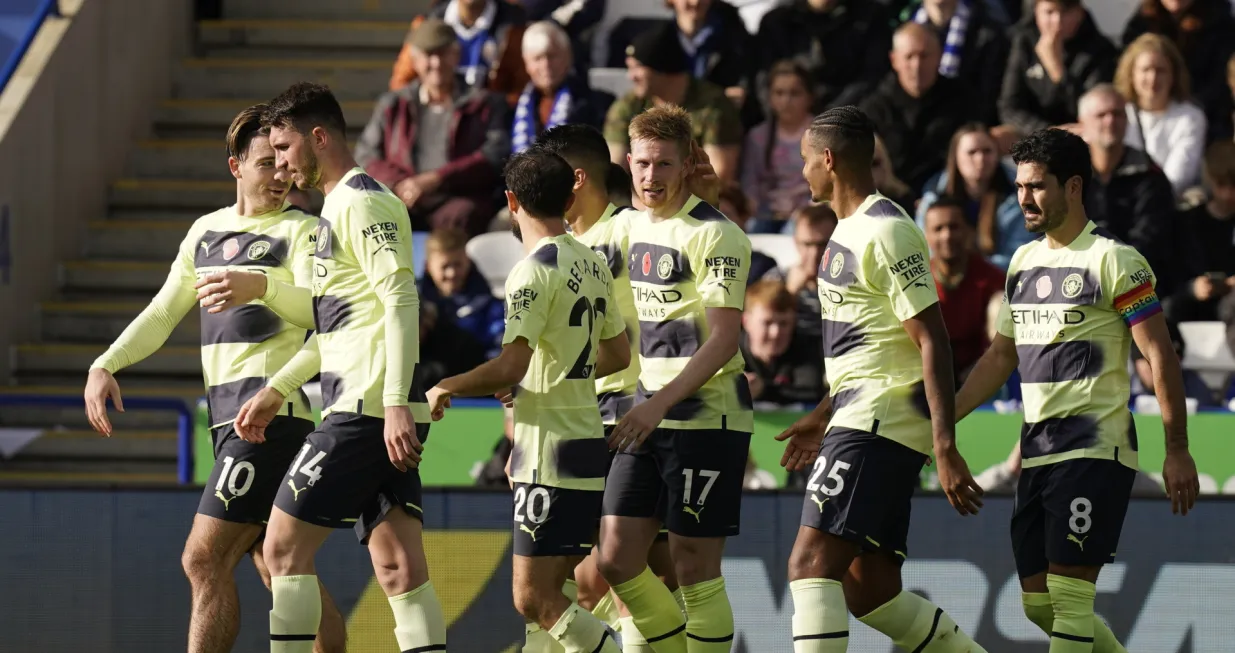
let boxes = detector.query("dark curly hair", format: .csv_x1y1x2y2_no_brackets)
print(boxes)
504,149,575,219
261,82,347,135
1010,128,1092,193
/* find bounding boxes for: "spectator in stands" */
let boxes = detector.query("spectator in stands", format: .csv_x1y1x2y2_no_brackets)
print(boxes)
1078,84,1182,295
666,0,760,126
511,21,605,154
896,0,1012,126
917,123,1032,269
785,203,837,348
357,19,511,236
1115,33,1208,198
1130,316,1214,405
861,23,979,191
390,0,530,104
1168,141,1235,322
740,60,815,234
471,406,515,489
418,229,505,358
755,0,893,111
1121,0,1235,144
517,0,606,73
604,21,743,181
719,183,782,281
418,295,489,390
743,451,779,490
873,133,917,209
740,280,825,406
998,0,1117,141
923,197,1005,382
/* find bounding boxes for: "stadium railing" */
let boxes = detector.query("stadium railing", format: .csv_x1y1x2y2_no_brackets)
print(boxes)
0,0,59,93
0,393,194,483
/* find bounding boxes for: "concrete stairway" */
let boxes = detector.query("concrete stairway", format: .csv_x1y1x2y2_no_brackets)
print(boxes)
1,0,427,485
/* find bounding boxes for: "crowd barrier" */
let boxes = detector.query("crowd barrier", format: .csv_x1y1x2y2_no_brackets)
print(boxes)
0,488,1231,652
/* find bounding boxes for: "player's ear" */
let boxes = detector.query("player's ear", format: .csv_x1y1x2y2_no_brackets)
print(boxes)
228,156,242,180
504,189,519,215
573,167,586,192
310,125,328,150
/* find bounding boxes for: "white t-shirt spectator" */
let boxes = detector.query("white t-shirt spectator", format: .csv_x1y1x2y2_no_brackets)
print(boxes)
1124,100,1208,196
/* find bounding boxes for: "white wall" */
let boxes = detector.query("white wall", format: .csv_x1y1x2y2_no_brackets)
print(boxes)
0,0,192,382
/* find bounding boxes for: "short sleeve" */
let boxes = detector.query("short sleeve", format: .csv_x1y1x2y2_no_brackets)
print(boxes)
345,195,413,285
502,260,554,349
1104,244,1162,328
870,219,939,322
693,221,751,310
603,96,637,146
996,295,1014,338
599,279,626,340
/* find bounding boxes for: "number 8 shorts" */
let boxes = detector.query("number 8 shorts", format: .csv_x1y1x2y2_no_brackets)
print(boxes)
512,482,603,557
273,412,429,544
1011,457,1136,576
800,428,928,560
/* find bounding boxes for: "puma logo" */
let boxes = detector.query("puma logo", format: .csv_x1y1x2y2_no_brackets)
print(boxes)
810,495,829,513
1067,534,1088,551
287,479,307,501
200,241,212,256
215,490,234,511
519,523,540,542
682,505,705,523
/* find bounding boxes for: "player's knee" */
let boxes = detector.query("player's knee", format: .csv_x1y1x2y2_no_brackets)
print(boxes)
261,533,303,578
511,583,552,624
181,538,227,585
594,545,639,586
372,552,417,596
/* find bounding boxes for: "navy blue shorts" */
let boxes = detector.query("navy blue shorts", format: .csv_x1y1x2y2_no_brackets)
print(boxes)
198,416,314,525
799,428,928,559
1011,457,1136,576
512,483,603,558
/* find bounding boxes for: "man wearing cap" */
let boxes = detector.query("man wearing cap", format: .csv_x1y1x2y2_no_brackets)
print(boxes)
356,18,512,237
604,21,743,183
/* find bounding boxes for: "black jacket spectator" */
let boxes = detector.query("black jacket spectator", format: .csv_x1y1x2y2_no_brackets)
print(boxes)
1168,203,1235,322
861,74,979,192
756,0,893,111
1122,0,1235,143
999,9,1117,133
897,0,1011,126
673,0,762,128
1084,147,1181,295
741,337,825,407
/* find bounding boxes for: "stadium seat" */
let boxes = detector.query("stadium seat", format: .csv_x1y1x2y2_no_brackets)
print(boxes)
746,234,798,273
465,231,523,296
1178,321,1235,393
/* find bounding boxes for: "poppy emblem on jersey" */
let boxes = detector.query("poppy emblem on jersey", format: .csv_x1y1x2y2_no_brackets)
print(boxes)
1061,273,1084,299
641,252,652,276
316,226,329,252
829,252,845,279
657,253,674,280
246,240,270,261
821,248,830,272
222,238,240,260
1036,275,1053,299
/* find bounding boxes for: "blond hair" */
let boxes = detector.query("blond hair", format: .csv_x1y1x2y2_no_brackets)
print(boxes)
226,104,267,160
425,228,469,255
628,104,693,156
746,279,796,313
1114,33,1191,106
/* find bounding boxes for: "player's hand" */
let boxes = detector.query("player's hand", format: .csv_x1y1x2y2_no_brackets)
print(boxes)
775,413,825,472
686,141,721,207
426,386,452,421
609,399,666,453
495,388,515,408
235,387,286,443
1162,448,1200,516
384,405,424,472
195,270,268,313
935,445,985,516
84,368,124,437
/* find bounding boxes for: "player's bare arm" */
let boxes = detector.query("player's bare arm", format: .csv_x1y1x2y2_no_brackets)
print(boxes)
776,392,831,472
1129,312,1201,515
903,303,984,515
594,332,632,380
609,306,741,452
955,332,1019,421
427,338,536,420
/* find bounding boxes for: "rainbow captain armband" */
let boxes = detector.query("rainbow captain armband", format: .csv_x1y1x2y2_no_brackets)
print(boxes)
1114,281,1162,327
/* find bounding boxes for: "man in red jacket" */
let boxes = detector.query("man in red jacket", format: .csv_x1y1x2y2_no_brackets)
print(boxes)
356,18,512,236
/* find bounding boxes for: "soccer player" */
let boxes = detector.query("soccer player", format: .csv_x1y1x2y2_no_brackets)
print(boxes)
597,105,752,653
82,105,345,653
955,128,1200,653
426,148,627,652
777,106,986,653
231,83,446,653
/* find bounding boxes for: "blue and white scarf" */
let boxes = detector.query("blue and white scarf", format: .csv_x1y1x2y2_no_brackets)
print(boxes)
678,23,717,80
445,0,498,87
914,0,970,79
512,83,573,153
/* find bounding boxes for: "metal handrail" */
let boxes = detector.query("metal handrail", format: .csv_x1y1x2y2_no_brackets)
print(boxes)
0,0,61,93
0,394,193,483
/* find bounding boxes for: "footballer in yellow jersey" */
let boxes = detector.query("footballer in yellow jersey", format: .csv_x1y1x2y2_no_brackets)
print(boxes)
957,127,1198,653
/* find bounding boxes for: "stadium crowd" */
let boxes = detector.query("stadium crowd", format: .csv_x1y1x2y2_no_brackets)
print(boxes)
349,0,1235,482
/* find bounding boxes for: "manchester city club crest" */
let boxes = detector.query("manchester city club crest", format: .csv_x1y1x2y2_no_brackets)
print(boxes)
657,253,674,280
316,226,329,252
246,240,270,261
1062,273,1084,299
829,252,845,279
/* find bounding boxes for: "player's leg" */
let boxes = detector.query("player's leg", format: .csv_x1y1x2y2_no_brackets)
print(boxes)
181,514,263,653
363,505,447,652
598,436,687,653
660,429,750,652
263,507,334,653
251,539,347,653
838,435,985,652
